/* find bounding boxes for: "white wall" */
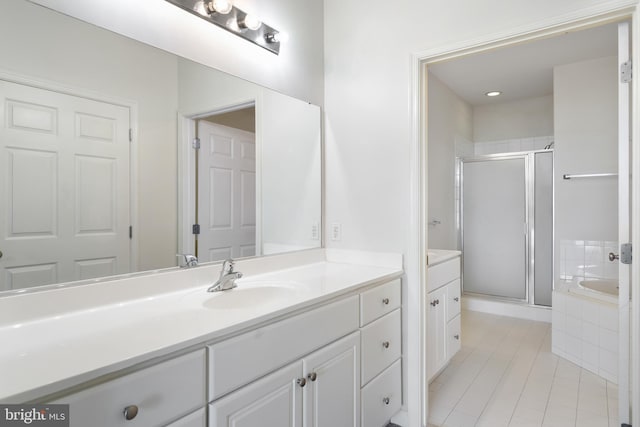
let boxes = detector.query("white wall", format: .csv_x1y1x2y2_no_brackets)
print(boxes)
28,0,324,105
427,73,472,250
554,56,618,281
0,0,179,271
261,93,322,252
473,95,554,142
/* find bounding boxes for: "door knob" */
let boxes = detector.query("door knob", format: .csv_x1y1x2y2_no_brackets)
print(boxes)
609,252,619,262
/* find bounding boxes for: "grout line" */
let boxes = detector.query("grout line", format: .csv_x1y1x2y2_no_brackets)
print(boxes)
540,327,558,425
475,319,536,426
510,323,553,426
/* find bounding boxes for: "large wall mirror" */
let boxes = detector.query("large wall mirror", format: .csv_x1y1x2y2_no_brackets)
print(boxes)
0,0,321,293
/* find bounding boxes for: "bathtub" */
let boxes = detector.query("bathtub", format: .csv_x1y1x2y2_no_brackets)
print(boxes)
568,279,618,304
552,279,619,383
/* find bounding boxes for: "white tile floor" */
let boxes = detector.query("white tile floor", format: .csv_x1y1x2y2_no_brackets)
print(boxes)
428,310,618,427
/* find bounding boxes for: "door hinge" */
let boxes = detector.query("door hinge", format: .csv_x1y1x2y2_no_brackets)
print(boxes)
621,243,632,265
129,226,133,239
192,138,201,150
621,60,632,83
129,128,133,142
192,224,200,235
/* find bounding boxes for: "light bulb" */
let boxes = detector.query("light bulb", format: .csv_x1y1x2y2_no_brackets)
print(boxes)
485,91,502,97
207,0,232,15
240,14,262,30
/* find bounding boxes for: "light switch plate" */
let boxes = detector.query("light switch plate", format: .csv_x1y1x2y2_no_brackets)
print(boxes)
331,223,342,241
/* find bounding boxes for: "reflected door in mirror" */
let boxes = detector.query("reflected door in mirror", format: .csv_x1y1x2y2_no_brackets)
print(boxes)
0,80,131,291
197,121,256,261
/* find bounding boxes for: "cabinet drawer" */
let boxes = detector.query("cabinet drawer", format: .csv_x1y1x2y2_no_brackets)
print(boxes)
361,359,402,427
427,257,460,293
360,279,401,326
360,309,401,386
447,314,462,358
167,408,206,427
54,349,206,427
446,279,461,321
208,296,359,400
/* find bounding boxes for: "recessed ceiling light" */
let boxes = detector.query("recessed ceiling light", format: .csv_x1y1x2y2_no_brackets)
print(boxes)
485,91,502,97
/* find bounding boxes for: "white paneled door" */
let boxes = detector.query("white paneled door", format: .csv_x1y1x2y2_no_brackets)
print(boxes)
197,121,256,262
0,80,131,291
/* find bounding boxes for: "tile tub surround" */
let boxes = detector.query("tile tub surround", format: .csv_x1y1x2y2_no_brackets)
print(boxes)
559,239,619,281
552,282,618,383
0,248,403,402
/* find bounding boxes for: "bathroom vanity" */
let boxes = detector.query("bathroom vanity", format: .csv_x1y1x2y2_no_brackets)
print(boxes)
0,249,403,427
426,250,462,381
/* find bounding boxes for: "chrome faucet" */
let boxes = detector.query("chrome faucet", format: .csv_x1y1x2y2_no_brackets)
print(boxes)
177,254,198,268
207,259,243,292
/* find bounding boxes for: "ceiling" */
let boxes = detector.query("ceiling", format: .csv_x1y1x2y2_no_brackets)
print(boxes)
428,22,619,106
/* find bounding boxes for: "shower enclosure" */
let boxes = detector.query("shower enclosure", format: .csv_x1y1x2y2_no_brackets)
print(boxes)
459,151,553,306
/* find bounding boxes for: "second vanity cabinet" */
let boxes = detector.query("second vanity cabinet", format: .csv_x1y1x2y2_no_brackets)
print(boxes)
427,254,461,381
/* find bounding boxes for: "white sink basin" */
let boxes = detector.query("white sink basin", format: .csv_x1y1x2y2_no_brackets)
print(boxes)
179,280,313,311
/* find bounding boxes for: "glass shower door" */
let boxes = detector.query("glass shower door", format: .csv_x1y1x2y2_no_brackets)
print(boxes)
462,157,527,300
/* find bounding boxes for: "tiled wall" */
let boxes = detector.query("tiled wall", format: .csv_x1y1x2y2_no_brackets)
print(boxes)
473,135,553,155
552,290,618,383
559,240,619,281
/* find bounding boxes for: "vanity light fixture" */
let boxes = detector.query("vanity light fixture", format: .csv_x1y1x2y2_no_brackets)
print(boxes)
485,91,502,97
166,0,282,54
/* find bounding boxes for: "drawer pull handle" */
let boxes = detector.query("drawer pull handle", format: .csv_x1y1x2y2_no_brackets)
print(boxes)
307,372,317,381
297,377,307,387
454,297,459,302
383,397,390,405
382,341,390,349
454,334,460,340
382,298,390,305
123,405,139,420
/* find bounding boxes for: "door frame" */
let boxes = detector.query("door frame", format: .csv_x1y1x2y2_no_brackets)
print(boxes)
177,99,259,261
410,6,640,427
0,68,139,274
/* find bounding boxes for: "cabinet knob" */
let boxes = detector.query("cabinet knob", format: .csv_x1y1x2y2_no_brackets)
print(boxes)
383,397,390,405
454,334,460,340
123,405,139,420
435,299,440,305
382,298,390,305
454,297,459,302
382,341,390,349
307,372,317,382
297,377,307,387
0,250,3,259
430,300,436,307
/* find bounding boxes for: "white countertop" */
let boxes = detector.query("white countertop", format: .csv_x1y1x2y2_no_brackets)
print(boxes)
0,249,402,402
427,249,461,266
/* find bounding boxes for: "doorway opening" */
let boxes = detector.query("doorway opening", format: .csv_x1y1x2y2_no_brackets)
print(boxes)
420,17,634,427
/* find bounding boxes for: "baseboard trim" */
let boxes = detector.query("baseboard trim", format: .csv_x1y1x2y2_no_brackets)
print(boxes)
462,295,552,323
